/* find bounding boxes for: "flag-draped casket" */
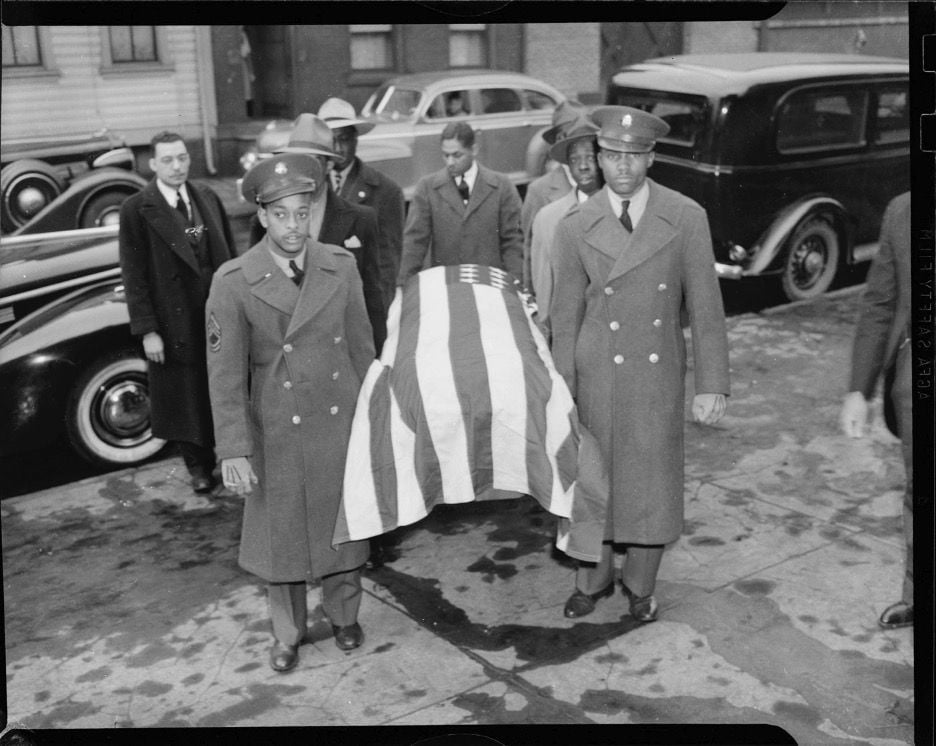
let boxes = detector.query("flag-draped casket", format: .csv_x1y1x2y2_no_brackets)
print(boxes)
333,264,608,561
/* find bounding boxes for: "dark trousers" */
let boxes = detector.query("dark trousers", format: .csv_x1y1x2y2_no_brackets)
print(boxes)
178,441,216,478
576,542,665,598
268,569,363,646
892,342,913,603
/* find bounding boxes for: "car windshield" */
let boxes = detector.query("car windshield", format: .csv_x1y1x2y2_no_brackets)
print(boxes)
362,84,422,121
608,88,707,147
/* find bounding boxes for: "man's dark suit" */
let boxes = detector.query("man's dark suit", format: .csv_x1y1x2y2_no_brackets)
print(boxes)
397,164,523,285
249,189,386,353
335,157,404,312
118,179,235,452
848,191,912,604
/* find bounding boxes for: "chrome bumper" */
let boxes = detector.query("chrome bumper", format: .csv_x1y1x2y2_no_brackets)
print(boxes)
715,262,744,280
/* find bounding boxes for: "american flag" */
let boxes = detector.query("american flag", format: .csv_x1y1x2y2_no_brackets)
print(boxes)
333,265,608,561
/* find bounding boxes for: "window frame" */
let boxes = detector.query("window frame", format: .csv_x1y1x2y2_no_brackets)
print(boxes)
99,26,174,76
349,24,395,73
774,83,870,156
872,83,909,146
447,23,489,69
2,26,59,80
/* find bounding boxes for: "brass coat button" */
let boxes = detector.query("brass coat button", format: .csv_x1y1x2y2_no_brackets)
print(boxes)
649,353,659,363
292,415,301,424
609,321,620,331
283,343,293,352
614,354,624,364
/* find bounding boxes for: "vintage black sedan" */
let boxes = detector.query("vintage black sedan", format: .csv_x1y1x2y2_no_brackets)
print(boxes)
606,53,909,300
0,225,165,467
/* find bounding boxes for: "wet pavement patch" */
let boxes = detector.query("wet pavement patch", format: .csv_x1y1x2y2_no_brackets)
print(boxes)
771,700,822,728
196,682,309,727
732,579,776,596
466,556,518,582
370,565,643,670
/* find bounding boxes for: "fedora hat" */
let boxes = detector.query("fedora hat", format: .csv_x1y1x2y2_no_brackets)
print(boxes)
276,113,338,158
541,99,586,146
317,97,376,136
548,115,599,165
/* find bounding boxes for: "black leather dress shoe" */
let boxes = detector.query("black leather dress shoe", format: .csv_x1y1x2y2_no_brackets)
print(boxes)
621,583,658,622
269,641,299,672
878,601,913,629
192,475,213,494
563,584,614,618
333,622,364,651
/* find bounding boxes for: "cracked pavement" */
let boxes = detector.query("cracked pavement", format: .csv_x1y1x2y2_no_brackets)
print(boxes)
1,287,919,743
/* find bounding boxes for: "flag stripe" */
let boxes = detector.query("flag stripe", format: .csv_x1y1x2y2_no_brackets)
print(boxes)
390,385,426,525
414,270,474,503
447,273,494,498
473,281,529,494
368,366,398,532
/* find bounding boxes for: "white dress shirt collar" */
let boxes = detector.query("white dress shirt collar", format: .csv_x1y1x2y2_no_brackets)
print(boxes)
605,181,650,229
459,159,479,193
157,178,190,210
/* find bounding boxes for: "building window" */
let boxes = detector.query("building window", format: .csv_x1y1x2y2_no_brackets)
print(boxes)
2,25,42,67
449,24,487,68
109,26,158,63
99,26,172,74
350,25,393,71
2,25,58,78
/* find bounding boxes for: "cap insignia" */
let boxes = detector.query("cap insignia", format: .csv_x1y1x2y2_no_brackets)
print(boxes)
622,114,633,128
275,162,288,175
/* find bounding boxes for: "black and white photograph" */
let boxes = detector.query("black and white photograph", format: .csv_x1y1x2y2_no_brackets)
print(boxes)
1,4,932,744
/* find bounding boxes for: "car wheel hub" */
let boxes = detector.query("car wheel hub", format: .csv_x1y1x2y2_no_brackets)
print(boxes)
92,377,151,445
16,186,49,217
792,240,826,288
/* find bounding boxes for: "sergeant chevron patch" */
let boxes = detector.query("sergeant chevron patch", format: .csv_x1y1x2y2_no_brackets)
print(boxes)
207,313,222,352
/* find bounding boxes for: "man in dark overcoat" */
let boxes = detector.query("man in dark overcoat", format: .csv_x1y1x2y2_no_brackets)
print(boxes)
207,154,373,672
550,106,730,622
397,120,523,285
118,131,235,493
319,97,405,313
520,99,584,291
249,114,387,354
839,191,913,629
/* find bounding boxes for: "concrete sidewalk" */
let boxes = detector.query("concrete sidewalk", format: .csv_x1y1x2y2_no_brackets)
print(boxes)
1,289,917,742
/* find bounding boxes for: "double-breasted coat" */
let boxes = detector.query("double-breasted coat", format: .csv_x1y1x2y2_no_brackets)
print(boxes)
397,164,523,285
248,189,386,353
521,165,573,291
335,156,405,311
550,181,730,544
119,179,236,445
206,237,373,582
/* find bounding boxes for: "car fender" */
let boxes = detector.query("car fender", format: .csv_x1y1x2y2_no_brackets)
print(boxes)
524,126,553,179
0,279,138,452
744,196,849,277
11,169,146,236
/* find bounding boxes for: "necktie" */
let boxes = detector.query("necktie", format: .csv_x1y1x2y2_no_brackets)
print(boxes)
288,259,305,287
175,192,190,225
456,176,470,204
332,170,343,195
619,200,633,233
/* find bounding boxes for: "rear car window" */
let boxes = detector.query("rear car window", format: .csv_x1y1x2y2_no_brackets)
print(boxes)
606,88,706,147
875,88,908,145
524,89,556,110
776,88,868,154
479,88,522,115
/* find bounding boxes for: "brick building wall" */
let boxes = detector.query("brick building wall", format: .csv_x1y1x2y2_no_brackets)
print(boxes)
524,23,602,101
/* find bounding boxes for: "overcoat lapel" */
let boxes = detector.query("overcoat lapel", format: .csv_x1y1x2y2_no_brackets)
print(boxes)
188,184,229,268
242,239,299,319
139,181,200,274
434,172,466,216
464,166,496,218
583,182,679,283
285,241,341,340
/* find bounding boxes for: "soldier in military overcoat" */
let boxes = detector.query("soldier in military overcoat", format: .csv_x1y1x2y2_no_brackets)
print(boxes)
206,154,372,672
550,106,730,623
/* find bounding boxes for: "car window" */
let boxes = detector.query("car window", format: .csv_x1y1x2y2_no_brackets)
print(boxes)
427,90,472,119
875,88,908,145
366,85,422,121
606,89,706,147
479,88,522,115
776,88,868,154
523,89,556,111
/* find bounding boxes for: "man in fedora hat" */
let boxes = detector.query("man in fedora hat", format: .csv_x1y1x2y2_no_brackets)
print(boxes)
318,97,405,314
397,120,523,285
520,99,586,291
550,106,730,623
249,113,387,353
529,110,602,339
207,153,373,673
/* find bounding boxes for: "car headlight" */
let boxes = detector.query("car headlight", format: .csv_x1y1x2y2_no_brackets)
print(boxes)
239,148,259,172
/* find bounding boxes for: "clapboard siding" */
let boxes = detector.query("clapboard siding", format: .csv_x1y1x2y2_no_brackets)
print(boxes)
2,26,204,146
